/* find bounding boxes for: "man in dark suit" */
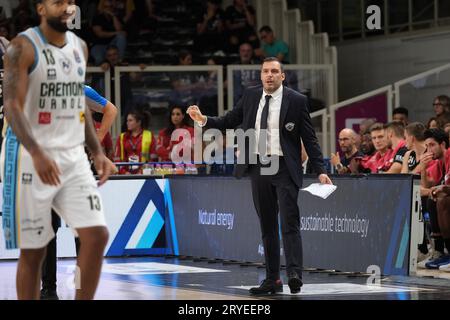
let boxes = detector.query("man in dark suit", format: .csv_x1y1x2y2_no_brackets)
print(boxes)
187,57,332,295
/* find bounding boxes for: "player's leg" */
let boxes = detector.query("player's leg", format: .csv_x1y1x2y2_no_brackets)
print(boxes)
17,248,47,299
1,138,57,300
74,226,109,300
52,145,108,300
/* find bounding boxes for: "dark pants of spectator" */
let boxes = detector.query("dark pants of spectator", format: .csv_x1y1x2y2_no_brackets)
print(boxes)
249,156,303,281
41,211,81,291
90,33,127,65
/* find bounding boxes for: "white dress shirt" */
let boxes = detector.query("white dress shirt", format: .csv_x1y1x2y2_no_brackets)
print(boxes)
254,85,283,156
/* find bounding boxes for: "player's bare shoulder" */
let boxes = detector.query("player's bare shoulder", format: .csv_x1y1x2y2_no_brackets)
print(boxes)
4,36,35,70
3,36,35,100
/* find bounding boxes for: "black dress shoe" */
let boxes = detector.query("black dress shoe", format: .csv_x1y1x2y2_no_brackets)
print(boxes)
249,279,283,295
287,274,302,294
40,289,59,300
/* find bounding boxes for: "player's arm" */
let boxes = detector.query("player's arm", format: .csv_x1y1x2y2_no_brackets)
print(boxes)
85,85,118,141
81,40,114,184
3,37,38,153
3,37,61,185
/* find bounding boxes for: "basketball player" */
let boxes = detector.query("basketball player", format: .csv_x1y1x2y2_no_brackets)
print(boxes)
40,85,118,300
1,0,111,300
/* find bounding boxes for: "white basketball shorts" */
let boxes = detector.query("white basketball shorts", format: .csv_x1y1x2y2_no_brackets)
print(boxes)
1,127,106,249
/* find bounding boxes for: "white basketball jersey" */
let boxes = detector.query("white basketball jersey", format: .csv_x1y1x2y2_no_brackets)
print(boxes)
19,27,86,149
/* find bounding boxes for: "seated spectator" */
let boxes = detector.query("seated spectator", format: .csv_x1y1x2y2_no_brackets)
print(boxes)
401,122,427,174
115,109,157,174
400,122,430,263
361,123,393,173
330,129,363,174
224,0,258,52
91,0,127,65
433,95,450,116
417,128,450,269
392,106,409,126
232,42,260,105
156,106,194,162
359,131,375,156
99,45,134,120
383,121,407,174
430,184,450,272
195,0,225,54
170,50,202,107
255,25,290,63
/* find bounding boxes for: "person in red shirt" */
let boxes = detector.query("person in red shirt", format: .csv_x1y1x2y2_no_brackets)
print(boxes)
156,106,194,162
384,121,407,174
361,123,393,173
418,128,450,269
115,109,157,174
93,112,114,160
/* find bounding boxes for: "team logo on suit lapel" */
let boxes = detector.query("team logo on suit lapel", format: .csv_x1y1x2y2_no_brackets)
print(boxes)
285,122,295,131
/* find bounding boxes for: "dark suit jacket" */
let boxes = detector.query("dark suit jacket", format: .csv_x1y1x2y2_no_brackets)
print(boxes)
205,85,326,188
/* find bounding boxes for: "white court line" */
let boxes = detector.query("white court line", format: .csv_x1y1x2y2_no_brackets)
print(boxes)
100,262,230,275
229,283,434,296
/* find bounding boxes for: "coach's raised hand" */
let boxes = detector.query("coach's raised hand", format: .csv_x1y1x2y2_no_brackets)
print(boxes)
187,105,207,126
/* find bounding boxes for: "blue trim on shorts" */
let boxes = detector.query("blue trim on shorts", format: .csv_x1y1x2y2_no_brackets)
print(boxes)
2,127,20,249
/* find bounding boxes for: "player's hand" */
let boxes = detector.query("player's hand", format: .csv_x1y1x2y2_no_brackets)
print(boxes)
187,105,206,125
31,148,61,186
318,173,333,185
92,152,113,186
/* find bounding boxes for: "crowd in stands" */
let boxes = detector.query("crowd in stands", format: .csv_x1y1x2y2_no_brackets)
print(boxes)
322,95,450,274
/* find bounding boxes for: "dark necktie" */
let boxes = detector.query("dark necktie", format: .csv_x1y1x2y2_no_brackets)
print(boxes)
258,95,272,156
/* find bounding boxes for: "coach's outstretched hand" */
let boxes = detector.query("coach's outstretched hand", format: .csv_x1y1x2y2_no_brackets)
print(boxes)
187,105,207,126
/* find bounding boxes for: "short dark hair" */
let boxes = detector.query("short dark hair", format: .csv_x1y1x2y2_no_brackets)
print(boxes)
405,122,425,141
369,122,385,133
384,121,405,138
259,25,273,33
424,128,449,148
393,106,409,117
262,57,284,72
